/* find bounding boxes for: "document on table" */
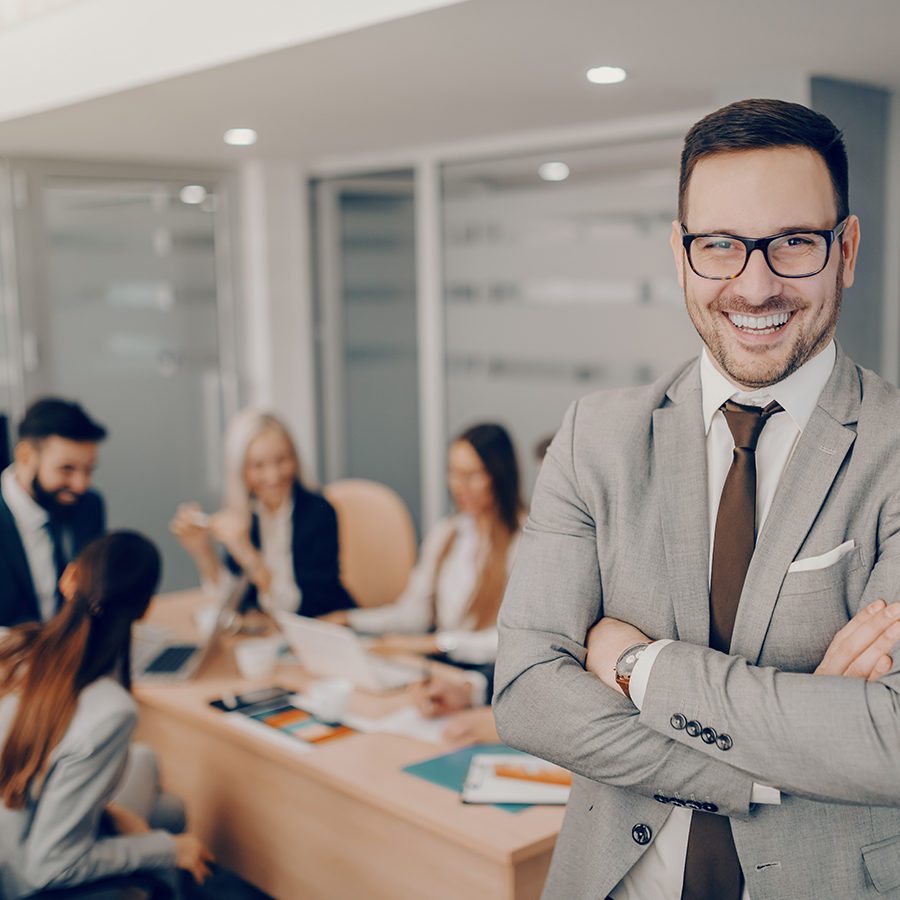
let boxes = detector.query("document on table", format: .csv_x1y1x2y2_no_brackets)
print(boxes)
346,704,450,744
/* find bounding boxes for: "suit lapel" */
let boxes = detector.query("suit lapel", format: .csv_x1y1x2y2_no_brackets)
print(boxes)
731,350,860,663
653,363,711,646
0,493,40,618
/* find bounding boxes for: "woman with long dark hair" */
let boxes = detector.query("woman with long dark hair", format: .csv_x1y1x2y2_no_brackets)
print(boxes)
330,422,524,667
0,531,212,898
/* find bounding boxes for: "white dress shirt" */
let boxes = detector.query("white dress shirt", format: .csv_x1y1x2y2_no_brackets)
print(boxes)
1,465,58,622
611,341,836,900
206,498,302,614
348,513,519,667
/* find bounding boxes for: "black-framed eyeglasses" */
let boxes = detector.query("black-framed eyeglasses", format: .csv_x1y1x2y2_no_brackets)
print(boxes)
680,218,848,280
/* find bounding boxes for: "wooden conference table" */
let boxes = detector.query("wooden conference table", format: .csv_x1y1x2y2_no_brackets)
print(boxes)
133,592,563,900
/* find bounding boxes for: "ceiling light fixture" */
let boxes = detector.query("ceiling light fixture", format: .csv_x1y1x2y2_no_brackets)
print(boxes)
179,185,207,205
538,162,570,182
224,128,258,147
586,66,627,85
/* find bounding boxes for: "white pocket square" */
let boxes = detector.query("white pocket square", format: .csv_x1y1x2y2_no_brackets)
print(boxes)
787,539,856,573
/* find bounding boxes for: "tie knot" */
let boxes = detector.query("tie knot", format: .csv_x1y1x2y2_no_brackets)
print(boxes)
720,399,784,450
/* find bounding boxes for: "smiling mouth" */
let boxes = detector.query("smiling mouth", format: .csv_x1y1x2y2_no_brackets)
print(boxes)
725,310,794,335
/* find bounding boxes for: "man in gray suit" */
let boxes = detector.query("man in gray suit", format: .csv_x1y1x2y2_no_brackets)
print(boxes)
494,98,900,900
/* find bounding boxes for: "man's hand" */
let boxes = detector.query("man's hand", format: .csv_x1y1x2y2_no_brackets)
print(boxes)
585,617,651,692
413,676,473,718
815,598,900,680
441,707,500,747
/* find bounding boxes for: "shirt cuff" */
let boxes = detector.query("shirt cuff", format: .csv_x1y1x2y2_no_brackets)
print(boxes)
629,639,674,710
750,783,782,804
460,670,488,707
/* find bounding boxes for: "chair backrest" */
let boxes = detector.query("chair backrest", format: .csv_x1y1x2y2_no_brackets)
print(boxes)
323,479,417,608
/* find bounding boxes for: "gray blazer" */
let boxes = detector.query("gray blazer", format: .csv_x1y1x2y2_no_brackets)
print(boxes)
495,347,900,900
0,677,175,899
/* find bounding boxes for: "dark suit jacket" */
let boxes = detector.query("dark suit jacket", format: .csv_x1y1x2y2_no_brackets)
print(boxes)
0,486,105,627
226,482,356,617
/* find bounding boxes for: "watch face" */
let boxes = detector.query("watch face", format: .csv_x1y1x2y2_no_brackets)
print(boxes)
616,643,648,679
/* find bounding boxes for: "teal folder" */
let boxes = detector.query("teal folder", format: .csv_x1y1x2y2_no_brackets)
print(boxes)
402,743,532,813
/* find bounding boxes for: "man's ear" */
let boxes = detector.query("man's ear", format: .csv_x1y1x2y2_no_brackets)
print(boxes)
840,214,861,289
13,440,38,476
670,220,686,290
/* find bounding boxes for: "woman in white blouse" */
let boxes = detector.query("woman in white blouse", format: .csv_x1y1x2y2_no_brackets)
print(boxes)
171,409,355,617
329,423,524,668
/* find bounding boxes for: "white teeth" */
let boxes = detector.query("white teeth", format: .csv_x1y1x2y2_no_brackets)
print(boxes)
727,311,791,331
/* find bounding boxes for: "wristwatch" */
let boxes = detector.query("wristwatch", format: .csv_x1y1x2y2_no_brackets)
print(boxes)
615,642,650,699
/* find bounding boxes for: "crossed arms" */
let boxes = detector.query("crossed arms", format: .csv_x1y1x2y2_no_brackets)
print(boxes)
493,404,900,813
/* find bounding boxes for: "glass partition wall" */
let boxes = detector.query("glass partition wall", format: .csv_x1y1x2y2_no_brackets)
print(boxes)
0,163,238,591
312,172,422,532
313,132,701,522
442,136,700,493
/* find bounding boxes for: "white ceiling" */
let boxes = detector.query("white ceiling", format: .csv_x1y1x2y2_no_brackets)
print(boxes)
1,0,899,167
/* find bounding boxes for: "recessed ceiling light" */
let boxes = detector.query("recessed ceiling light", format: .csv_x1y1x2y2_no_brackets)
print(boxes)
179,185,207,205
538,162,570,182
224,128,258,147
586,66,627,85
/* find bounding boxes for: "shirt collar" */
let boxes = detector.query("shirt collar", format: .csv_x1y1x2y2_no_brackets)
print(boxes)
1,465,48,533
253,495,294,524
700,340,836,435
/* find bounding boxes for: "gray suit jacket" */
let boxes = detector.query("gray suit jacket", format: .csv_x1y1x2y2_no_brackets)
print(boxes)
494,347,900,900
0,677,175,899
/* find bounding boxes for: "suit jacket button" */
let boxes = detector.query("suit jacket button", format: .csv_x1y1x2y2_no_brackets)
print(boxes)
671,797,686,807
685,800,702,810
685,720,702,737
716,733,733,751
670,713,687,730
632,824,652,845
653,794,669,804
701,802,719,813
700,726,717,745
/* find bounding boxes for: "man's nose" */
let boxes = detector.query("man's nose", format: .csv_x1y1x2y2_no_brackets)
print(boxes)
734,247,783,303
69,472,90,494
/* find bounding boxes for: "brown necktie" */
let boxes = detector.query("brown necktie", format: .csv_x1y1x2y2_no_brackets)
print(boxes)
681,399,783,900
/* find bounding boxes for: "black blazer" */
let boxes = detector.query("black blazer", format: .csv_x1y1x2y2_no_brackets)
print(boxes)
0,487,105,627
226,482,356,617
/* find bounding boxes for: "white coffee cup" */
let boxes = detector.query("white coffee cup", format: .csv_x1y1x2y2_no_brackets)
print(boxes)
307,678,353,723
234,638,280,680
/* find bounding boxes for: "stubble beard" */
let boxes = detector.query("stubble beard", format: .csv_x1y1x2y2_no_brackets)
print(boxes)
684,261,843,389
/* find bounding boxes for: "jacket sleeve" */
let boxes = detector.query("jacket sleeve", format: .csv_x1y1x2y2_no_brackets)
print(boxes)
493,400,757,818
20,703,176,892
638,499,900,806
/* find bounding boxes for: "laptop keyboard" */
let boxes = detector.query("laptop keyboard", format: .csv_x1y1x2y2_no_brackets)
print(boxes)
143,645,198,674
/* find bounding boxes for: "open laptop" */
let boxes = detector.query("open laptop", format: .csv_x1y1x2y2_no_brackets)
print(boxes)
275,611,425,692
132,575,249,683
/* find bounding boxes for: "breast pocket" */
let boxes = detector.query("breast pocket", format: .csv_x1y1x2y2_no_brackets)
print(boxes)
765,546,868,672
779,545,865,597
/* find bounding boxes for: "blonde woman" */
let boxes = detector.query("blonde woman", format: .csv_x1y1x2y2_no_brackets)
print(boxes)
171,409,355,617
329,423,523,676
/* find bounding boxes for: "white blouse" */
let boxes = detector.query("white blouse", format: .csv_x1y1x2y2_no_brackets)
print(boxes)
347,514,520,665
204,498,302,614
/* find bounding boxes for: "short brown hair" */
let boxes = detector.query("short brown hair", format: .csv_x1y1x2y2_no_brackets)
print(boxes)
678,98,849,225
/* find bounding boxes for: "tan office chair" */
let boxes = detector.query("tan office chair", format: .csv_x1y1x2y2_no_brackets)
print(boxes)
323,479,417,608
